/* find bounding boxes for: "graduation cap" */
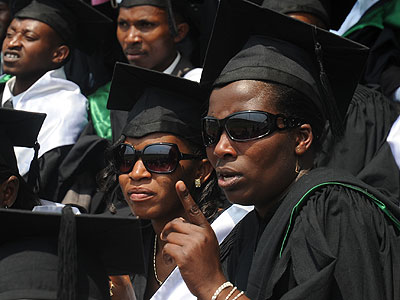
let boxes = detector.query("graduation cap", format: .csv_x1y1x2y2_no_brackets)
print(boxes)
119,0,192,36
11,0,113,54
201,0,369,137
0,108,45,179
0,207,145,299
107,62,209,145
260,0,356,30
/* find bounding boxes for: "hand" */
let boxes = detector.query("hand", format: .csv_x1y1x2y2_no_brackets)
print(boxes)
109,275,137,300
161,181,227,300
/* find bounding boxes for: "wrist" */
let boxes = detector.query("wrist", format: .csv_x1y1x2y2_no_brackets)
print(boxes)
196,273,228,300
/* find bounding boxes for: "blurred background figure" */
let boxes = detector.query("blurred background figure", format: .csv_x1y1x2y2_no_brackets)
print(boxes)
334,0,400,103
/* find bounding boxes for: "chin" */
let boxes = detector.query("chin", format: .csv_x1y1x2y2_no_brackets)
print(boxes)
224,190,254,207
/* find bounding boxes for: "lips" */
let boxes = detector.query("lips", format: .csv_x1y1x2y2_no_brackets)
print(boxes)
216,167,243,190
125,49,146,61
3,51,20,63
127,187,155,202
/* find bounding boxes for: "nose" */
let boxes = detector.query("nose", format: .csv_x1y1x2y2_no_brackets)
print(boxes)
125,26,142,44
128,159,151,181
211,131,238,160
5,34,21,48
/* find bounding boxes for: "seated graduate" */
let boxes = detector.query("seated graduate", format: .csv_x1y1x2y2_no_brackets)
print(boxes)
260,0,400,201
0,0,111,202
0,108,45,210
101,63,252,299
0,205,144,300
160,1,400,299
88,0,202,143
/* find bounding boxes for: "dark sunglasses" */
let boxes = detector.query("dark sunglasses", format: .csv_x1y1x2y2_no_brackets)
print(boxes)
202,110,304,146
113,143,202,174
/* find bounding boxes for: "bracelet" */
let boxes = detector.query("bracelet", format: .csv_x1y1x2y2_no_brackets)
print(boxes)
231,291,244,300
225,286,237,300
211,281,233,300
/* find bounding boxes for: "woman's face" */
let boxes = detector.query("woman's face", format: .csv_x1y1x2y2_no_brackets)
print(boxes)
118,133,202,222
206,80,299,216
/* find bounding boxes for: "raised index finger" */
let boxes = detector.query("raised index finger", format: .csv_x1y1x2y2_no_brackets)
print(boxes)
176,180,208,227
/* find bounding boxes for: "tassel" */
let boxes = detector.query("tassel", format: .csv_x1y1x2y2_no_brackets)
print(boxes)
57,206,78,300
166,0,178,37
313,27,344,138
27,141,40,195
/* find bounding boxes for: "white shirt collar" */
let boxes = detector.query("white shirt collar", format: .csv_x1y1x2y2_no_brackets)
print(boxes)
1,67,66,107
2,76,20,107
163,52,181,75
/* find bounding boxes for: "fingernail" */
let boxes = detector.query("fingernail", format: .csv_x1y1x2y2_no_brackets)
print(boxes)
178,183,186,192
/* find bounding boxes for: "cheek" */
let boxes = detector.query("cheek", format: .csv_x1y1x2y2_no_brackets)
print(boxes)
118,175,129,195
116,30,124,44
146,29,171,50
206,147,217,168
153,176,180,207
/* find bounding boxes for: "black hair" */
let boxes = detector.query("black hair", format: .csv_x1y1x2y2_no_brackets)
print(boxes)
184,139,219,221
259,81,327,151
98,135,219,221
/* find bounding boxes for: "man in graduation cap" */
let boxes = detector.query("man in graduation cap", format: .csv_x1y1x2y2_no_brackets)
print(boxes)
88,0,202,142
159,1,400,299
0,0,112,202
260,0,400,201
0,108,44,210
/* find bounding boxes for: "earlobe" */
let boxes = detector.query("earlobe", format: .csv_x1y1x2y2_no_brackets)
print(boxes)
1,175,19,208
295,124,313,156
174,22,189,43
52,45,70,65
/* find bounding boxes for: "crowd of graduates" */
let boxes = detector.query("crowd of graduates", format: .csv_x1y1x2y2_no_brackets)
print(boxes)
1,0,400,299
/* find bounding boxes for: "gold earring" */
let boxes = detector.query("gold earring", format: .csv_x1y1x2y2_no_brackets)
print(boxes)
195,178,201,188
295,158,300,174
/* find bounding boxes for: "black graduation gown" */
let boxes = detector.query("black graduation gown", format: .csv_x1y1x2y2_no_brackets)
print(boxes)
315,84,400,202
221,167,400,300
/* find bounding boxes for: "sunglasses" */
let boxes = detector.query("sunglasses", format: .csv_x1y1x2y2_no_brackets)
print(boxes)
113,143,202,174
202,110,303,146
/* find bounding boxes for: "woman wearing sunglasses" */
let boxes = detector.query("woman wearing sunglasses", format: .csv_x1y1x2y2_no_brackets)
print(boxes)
160,1,400,300
102,63,252,300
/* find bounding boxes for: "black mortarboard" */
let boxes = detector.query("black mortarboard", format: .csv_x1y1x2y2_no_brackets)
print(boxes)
201,0,369,137
119,0,189,36
260,0,356,30
11,0,113,54
107,62,209,146
0,207,145,299
0,108,45,176
261,0,330,28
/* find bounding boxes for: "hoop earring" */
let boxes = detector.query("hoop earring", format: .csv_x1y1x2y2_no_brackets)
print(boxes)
195,178,201,188
295,158,301,174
